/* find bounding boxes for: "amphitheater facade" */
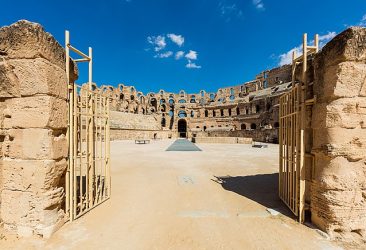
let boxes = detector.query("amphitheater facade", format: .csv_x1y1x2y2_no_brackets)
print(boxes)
99,64,291,143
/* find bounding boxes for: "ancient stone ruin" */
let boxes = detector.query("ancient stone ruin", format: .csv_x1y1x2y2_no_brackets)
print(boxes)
0,20,364,245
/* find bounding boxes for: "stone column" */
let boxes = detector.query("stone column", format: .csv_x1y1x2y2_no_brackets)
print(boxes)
0,20,77,237
311,27,366,241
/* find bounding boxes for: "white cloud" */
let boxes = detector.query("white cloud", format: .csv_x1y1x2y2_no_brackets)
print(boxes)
318,31,337,48
167,34,185,47
219,3,243,22
252,0,265,10
175,51,185,60
147,35,166,51
359,14,366,26
185,50,198,60
146,35,202,68
278,45,302,66
186,60,202,69
154,51,173,58
278,31,337,66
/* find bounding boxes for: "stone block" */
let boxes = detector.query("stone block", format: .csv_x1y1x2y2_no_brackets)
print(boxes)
314,62,366,101
4,95,67,129
0,20,64,71
4,129,67,160
5,58,68,99
313,127,366,161
2,158,66,192
0,20,78,82
0,60,21,98
42,187,64,210
312,154,366,190
316,27,366,68
311,186,366,238
312,97,366,129
0,190,37,226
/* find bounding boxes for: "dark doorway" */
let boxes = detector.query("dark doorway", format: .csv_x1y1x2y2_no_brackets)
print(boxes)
178,119,187,138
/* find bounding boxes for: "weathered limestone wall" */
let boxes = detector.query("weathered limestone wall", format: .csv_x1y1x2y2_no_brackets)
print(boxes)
110,111,174,139
193,129,278,143
111,129,174,140
0,20,74,237
193,137,252,144
311,27,366,241
111,111,161,131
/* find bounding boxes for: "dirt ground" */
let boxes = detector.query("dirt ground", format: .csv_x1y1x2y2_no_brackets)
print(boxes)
1,140,344,250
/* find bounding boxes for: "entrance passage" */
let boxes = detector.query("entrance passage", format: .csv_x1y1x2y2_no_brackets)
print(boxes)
177,119,187,138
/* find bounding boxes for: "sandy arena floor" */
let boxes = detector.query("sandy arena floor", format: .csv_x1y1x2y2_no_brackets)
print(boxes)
1,139,343,250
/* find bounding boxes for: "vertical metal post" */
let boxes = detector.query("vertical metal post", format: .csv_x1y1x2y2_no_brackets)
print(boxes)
314,34,319,53
65,30,74,222
106,96,111,197
299,33,307,223
89,47,93,90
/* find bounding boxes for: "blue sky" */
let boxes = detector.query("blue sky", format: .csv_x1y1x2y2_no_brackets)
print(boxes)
1,0,366,94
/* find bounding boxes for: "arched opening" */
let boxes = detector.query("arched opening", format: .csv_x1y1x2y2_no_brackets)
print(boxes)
274,122,279,128
203,126,207,131
266,103,271,111
241,124,246,130
150,98,157,111
120,93,124,101
220,109,224,116
130,95,135,101
190,95,196,103
161,117,166,127
228,109,232,116
205,110,208,117
236,107,240,115
139,96,145,104
213,110,216,117
256,105,260,113
191,110,194,117
178,119,187,138
160,104,166,112
178,110,187,118
250,123,257,130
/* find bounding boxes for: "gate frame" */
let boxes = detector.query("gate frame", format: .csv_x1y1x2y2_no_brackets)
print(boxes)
279,33,318,223
65,31,111,222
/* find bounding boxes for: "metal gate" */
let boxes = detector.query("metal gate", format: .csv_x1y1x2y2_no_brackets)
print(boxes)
279,33,318,223
65,31,111,221
279,84,304,220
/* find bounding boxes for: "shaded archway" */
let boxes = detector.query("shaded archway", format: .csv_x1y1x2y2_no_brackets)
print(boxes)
178,119,187,138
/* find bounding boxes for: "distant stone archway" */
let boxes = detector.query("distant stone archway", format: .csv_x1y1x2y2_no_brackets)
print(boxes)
177,119,187,138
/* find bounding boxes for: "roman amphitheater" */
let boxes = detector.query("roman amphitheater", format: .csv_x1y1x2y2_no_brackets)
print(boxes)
0,20,365,249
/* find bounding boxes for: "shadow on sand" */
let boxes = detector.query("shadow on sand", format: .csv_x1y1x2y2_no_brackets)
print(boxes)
212,173,295,218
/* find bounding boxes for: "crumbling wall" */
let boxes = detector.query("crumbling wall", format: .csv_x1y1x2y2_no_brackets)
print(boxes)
110,111,173,139
311,27,366,242
0,20,75,237
194,129,278,143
